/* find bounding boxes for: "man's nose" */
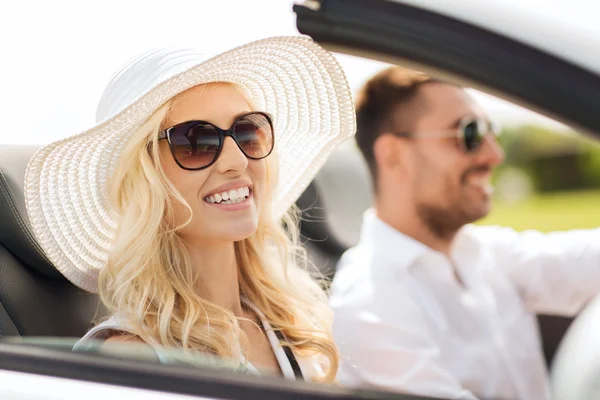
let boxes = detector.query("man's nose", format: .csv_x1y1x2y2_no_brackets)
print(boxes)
214,136,248,174
477,134,505,166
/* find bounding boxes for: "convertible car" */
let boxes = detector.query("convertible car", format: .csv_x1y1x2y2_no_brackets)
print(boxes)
0,1,598,399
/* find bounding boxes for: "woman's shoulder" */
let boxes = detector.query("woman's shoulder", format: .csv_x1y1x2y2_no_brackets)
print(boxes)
104,332,145,343
76,314,140,344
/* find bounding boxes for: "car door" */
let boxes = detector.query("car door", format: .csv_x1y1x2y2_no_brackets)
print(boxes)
0,338,438,400
293,0,600,375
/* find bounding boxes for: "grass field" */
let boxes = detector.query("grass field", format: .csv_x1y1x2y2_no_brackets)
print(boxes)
478,189,600,232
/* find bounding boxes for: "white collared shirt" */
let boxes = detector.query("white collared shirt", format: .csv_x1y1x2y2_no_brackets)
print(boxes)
330,209,600,400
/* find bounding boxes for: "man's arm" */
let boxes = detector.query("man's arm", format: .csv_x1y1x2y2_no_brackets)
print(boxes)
474,225,600,315
334,311,478,400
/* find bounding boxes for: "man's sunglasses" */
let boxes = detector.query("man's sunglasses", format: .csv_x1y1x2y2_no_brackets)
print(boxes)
158,111,274,170
393,115,501,153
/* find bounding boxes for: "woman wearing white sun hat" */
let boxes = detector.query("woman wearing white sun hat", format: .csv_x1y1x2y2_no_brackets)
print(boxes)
24,36,356,382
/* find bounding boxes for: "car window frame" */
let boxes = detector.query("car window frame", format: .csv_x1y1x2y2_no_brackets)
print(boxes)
294,0,600,141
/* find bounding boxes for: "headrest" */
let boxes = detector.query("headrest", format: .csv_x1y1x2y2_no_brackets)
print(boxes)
297,144,373,256
0,145,63,279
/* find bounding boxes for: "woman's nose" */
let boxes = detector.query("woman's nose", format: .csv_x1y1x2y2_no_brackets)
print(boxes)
214,136,248,174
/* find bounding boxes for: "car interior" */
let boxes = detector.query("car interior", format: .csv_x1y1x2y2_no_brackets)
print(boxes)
0,145,101,338
0,141,574,370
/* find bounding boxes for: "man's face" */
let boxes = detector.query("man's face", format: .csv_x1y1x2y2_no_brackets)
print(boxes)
402,83,505,237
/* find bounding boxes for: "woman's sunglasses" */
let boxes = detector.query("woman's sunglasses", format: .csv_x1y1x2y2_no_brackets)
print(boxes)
158,111,274,170
393,115,501,153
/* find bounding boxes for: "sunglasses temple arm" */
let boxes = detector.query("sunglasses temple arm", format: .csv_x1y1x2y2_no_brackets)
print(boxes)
393,130,463,139
158,130,168,141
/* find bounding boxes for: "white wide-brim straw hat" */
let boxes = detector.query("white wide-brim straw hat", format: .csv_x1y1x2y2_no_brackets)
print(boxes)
24,36,356,293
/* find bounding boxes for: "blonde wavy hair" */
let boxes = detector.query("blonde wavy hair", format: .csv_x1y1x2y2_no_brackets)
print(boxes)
97,83,339,382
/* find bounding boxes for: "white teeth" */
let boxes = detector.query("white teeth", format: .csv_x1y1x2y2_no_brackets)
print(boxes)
205,186,251,205
467,178,494,195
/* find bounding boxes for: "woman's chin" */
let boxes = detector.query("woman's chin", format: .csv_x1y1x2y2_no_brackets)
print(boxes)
212,223,259,243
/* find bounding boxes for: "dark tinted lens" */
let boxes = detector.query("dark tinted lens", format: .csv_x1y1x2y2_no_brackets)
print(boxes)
169,123,221,169
462,120,482,152
233,113,273,159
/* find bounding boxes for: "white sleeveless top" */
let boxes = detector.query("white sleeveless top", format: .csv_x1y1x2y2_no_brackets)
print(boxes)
75,299,322,381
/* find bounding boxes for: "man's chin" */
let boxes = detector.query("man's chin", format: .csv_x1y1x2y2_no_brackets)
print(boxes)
465,201,493,224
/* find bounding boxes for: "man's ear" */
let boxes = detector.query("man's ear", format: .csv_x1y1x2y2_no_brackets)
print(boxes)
373,134,407,174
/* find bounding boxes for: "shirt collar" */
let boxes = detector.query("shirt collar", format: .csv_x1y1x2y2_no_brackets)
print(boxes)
359,208,435,271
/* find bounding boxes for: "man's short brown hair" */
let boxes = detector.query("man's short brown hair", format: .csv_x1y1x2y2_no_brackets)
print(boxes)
355,67,436,189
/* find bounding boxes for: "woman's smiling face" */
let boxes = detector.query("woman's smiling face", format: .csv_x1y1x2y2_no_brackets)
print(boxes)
158,83,268,243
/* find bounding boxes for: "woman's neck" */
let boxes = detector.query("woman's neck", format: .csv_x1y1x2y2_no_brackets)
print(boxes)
184,238,244,317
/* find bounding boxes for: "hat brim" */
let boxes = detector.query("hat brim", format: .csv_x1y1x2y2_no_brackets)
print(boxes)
24,36,356,292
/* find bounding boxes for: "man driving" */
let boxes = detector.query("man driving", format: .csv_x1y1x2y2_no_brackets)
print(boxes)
329,67,600,400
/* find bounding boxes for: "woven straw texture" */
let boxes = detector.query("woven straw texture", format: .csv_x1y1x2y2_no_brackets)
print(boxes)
24,36,356,292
